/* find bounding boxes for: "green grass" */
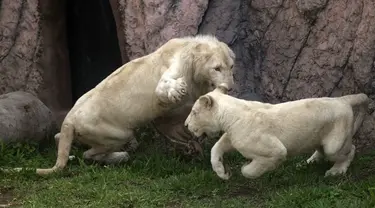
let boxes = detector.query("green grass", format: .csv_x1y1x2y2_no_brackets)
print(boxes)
1,127,375,208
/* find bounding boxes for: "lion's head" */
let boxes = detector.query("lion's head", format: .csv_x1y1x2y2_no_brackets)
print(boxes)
184,83,229,138
177,35,235,94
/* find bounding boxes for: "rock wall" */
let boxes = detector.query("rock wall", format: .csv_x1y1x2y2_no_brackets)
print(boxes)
0,0,72,112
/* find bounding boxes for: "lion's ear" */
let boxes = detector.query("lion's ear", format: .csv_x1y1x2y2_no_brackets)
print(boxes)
199,95,213,109
194,43,209,53
215,83,229,94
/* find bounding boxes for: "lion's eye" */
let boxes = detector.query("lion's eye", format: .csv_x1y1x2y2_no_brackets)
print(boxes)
230,65,234,69
214,67,221,72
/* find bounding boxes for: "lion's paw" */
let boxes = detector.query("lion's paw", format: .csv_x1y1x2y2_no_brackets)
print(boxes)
212,161,231,180
306,157,317,164
324,166,348,177
167,78,188,103
306,151,324,164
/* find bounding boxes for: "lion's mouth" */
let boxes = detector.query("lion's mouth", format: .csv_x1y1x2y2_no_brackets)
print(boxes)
192,129,205,138
194,131,203,137
191,126,217,139
207,81,215,91
195,129,212,139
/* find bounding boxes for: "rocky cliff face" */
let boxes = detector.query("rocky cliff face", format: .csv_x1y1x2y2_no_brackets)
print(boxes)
1,0,374,150
0,0,72,112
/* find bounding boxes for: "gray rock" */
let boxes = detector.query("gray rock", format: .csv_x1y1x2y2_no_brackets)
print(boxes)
0,91,57,144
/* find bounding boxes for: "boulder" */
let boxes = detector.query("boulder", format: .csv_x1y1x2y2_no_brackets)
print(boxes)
0,91,57,144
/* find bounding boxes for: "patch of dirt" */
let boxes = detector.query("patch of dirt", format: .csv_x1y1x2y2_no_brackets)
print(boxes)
227,185,259,197
165,200,182,208
0,186,17,207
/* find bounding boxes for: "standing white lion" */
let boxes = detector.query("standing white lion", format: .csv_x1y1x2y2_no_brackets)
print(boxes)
5,34,236,175
184,84,368,180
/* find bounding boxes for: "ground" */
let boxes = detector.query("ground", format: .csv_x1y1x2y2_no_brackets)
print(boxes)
1,127,375,208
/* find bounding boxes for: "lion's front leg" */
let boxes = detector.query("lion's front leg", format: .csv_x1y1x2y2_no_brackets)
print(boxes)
155,76,188,104
211,133,234,180
155,63,189,105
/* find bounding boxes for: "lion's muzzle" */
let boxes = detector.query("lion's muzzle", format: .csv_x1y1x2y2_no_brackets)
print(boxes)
184,122,201,137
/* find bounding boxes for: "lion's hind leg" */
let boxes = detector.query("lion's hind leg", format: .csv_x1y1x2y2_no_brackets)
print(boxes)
324,142,355,177
83,146,130,165
82,127,135,165
322,120,355,177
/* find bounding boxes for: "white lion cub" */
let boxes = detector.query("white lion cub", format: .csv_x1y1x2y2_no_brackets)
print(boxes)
184,84,369,180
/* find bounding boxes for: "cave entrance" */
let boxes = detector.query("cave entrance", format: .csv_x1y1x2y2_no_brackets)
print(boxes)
65,0,123,102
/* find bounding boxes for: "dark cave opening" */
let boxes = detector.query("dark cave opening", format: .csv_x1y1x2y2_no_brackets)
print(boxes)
65,0,123,102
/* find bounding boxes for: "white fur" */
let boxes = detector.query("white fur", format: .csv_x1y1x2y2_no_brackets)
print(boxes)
185,85,368,180
4,34,236,175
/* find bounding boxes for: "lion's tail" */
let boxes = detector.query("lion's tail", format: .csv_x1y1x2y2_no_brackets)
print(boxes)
36,122,74,175
339,93,369,107
1,122,74,175
339,93,369,136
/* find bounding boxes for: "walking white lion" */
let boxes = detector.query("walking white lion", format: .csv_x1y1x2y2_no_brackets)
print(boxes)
4,34,236,175
184,84,368,180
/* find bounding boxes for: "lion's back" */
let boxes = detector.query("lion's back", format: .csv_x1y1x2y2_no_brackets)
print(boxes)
67,49,174,127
